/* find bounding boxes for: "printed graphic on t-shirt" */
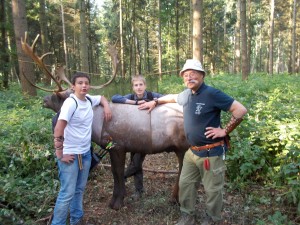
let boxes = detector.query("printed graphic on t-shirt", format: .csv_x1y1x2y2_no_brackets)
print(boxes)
195,103,205,115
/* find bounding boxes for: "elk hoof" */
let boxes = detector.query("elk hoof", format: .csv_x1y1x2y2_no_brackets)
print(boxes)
109,198,124,210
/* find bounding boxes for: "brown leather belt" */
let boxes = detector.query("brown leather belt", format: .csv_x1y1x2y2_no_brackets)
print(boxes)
190,140,224,151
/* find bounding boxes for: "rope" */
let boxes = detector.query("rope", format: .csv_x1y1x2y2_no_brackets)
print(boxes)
99,163,178,174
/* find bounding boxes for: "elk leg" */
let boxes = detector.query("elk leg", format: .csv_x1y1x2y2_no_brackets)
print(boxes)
171,149,187,204
108,148,126,210
124,152,139,178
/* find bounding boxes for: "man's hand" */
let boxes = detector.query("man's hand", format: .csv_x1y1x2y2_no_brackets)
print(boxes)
103,105,112,121
205,127,226,139
138,101,156,113
100,96,112,121
60,154,75,164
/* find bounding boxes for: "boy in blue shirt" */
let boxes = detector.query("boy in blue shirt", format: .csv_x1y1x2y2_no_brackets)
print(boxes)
112,75,163,199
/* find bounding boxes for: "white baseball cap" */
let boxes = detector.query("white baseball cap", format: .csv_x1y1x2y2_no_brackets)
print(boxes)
179,59,205,76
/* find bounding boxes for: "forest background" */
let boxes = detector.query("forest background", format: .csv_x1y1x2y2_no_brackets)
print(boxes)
0,0,299,224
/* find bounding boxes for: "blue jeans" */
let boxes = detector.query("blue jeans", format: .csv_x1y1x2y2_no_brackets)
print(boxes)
51,151,91,225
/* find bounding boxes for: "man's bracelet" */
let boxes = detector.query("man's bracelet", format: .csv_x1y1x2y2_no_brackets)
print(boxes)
55,145,63,150
54,136,64,142
154,99,159,107
135,100,138,105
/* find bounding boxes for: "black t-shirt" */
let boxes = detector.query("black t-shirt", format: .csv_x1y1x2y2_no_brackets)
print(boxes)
177,83,234,147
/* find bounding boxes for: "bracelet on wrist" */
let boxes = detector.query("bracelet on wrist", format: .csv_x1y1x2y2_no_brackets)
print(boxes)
55,145,63,150
135,100,138,105
154,99,159,107
54,136,64,142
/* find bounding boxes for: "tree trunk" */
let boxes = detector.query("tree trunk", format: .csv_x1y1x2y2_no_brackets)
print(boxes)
79,0,89,73
247,0,252,74
0,0,9,89
39,0,51,85
192,0,203,63
119,0,125,77
234,0,241,74
131,0,137,76
240,0,249,80
12,0,36,96
60,1,69,78
175,0,180,73
157,0,162,80
268,0,274,75
291,0,297,74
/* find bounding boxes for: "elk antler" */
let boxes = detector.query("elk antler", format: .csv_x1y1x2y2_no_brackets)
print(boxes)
21,32,68,92
22,32,119,91
90,42,119,89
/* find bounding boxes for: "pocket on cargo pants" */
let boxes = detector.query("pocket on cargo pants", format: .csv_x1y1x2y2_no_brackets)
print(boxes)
202,156,226,221
202,155,226,191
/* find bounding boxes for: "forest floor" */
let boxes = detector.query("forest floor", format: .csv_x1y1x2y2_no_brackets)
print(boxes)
44,152,298,225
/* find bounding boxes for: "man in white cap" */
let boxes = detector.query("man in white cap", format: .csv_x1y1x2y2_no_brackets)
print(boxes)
138,59,247,225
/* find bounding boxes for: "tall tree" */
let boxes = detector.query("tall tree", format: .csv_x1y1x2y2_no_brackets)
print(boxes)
291,0,297,73
12,0,36,96
79,0,89,73
268,0,275,75
0,0,9,89
234,0,241,74
240,0,249,80
60,0,69,77
175,0,180,72
119,0,125,77
157,0,162,80
192,0,203,63
39,0,51,85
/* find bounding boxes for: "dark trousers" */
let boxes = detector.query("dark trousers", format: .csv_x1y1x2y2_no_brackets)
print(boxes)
124,152,146,193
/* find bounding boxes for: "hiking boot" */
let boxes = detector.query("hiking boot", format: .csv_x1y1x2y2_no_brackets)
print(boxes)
175,212,196,225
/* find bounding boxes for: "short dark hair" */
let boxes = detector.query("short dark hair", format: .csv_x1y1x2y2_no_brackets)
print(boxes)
71,72,91,85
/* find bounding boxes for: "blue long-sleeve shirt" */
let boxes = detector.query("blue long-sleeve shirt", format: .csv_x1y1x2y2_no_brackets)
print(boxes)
112,91,163,103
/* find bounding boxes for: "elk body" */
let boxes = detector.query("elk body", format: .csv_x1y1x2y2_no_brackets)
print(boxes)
22,33,188,210
44,94,188,209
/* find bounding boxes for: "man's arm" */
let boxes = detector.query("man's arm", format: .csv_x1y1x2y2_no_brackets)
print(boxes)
138,94,178,113
53,120,75,163
228,100,247,120
111,94,134,104
100,96,112,121
205,100,247,139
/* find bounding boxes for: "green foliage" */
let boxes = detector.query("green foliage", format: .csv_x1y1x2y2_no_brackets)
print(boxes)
161,73,300,217
256,211,293,225
211,73,300,215
0,85,58,224
0,74,299,222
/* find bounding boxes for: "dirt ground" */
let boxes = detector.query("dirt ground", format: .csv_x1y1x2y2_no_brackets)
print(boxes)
82,153,249,225
44,152,298,225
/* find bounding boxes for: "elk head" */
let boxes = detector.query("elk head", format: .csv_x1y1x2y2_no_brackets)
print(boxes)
21,32,119,112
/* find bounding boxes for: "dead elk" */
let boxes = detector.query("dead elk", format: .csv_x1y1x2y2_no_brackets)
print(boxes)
21,33,188,210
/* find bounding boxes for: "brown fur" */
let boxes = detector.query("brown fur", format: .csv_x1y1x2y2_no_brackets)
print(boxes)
44,94,188,210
